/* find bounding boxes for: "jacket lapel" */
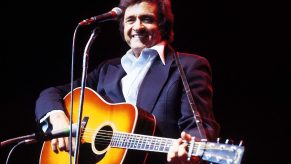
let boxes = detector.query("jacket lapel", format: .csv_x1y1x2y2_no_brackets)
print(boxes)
136,47,175,113
103,64,126,103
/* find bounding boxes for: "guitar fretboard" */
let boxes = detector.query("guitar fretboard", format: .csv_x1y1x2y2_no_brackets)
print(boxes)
110,132,175,153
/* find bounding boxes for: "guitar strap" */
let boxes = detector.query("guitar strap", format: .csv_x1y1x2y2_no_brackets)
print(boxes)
172,51,207,140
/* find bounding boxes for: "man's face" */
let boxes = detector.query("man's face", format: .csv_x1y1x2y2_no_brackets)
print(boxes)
123,2,162,56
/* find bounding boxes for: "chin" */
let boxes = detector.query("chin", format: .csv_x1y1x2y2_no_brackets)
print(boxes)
131,44,147,50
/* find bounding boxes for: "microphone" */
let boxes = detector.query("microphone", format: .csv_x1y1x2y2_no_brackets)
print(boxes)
0,124,79,147
40,124,78,140
79,7,123,26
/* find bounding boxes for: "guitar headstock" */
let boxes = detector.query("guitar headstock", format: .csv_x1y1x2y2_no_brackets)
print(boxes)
201,139,245,164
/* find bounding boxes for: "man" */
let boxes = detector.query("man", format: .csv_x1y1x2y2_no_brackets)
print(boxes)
35,0,220,163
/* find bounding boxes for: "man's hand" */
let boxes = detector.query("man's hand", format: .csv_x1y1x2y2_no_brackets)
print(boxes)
49,112,75,154
167,131,201,164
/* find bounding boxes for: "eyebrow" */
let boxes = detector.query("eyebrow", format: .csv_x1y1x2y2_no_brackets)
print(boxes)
125,13,157,20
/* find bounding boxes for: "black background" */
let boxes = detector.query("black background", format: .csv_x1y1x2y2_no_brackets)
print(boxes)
0,0,290,163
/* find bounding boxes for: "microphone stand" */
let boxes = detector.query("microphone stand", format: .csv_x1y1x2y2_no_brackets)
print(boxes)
73,27,99,164
1,125,77,164
1,135,37,164
0,134,38,148
1,124,78,148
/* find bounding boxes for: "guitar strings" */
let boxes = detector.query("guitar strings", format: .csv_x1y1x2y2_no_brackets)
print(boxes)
64,126,240,161
80,129,240,163
75,128,229,151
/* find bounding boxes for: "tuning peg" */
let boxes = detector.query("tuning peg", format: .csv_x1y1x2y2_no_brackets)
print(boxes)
239,140,243,146
225,139,229,144
224,139,235,145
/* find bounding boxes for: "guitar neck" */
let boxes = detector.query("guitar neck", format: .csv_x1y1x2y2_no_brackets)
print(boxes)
110,132,245,164
110,132,175,154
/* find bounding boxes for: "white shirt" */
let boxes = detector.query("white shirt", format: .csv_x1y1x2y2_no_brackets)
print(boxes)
121,41,166,105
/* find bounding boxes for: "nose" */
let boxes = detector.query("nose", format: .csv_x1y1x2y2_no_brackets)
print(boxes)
132,19,145,31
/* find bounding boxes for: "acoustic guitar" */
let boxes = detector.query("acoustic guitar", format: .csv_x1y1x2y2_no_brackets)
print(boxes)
39,87,245,164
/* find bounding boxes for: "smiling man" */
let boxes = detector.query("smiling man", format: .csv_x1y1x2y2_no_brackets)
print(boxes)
123,1,162,57
35,0,220,163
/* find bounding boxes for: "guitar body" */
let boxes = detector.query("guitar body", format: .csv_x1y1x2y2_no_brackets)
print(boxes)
39,87,156,164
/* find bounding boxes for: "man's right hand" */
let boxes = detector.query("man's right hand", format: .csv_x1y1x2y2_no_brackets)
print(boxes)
49,112,75,154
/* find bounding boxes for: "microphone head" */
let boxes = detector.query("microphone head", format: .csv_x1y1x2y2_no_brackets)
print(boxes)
112,7,123,17
79,7,123,26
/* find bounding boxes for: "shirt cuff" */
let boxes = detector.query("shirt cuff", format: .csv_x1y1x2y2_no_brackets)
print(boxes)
39,110,65,132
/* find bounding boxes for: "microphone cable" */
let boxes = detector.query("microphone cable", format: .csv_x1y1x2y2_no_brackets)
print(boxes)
5,139,36,164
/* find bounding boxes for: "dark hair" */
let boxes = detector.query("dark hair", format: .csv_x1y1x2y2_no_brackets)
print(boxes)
118,0,174,43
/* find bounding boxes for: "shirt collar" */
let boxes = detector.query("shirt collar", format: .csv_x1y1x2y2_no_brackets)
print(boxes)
149,41,166,65
124,41,167,65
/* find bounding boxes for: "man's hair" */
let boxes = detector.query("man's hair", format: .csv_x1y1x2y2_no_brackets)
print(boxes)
118,0,174,43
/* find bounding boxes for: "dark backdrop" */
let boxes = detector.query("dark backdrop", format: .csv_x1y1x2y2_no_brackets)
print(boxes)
0,0,289,163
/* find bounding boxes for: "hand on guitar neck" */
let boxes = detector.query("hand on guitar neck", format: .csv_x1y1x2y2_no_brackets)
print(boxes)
167,131,201,164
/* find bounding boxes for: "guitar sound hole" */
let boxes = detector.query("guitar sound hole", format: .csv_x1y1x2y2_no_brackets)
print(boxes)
94,125,113,151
